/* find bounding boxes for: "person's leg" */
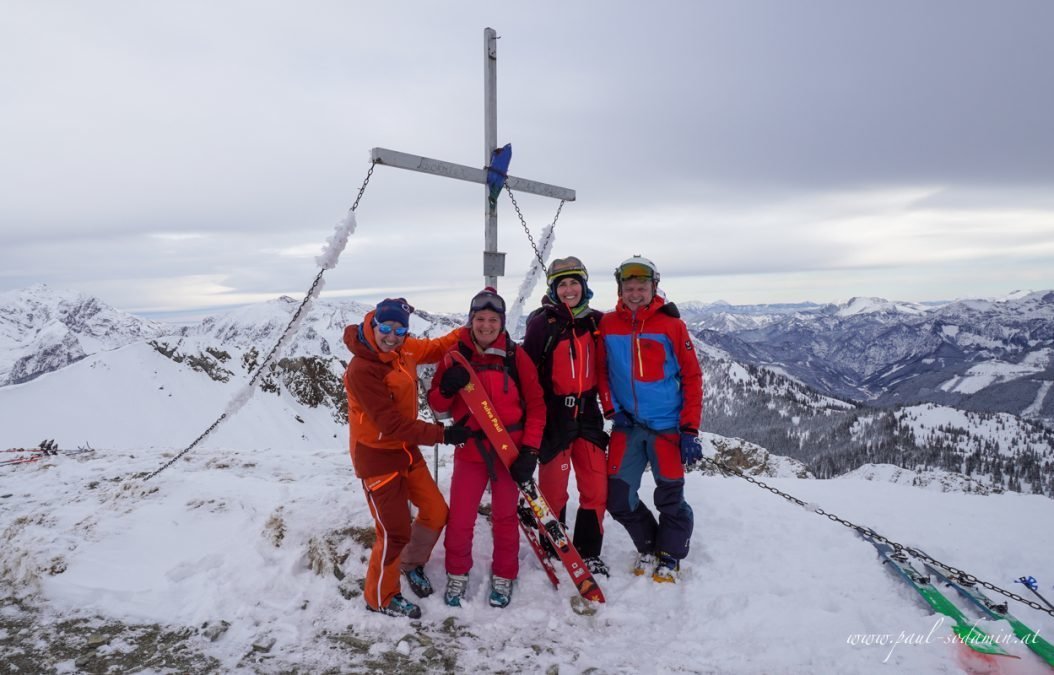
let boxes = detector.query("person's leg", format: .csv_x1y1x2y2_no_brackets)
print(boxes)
537,446,572,520
606,427,658,554
361,471,411,608
401,457,449,570
647,431,694,560
443,458,488,576
570,438,608,558
489,463,522,580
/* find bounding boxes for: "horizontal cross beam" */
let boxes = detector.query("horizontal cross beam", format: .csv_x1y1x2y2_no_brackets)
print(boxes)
370,147,576,202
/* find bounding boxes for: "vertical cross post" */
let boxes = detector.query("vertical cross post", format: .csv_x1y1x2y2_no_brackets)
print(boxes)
483,27,501,288
369,28,576,291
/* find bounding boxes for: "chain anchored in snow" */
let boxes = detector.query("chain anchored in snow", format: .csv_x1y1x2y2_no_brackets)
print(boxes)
142,163,377,483
698,454,1054,618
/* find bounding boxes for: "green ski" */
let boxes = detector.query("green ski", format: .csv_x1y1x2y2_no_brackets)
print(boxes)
865,537,1012,657
923,558,1054,667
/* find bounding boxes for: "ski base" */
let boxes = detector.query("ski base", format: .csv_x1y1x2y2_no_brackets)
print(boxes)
923,558,1054,667
864,537,1011,657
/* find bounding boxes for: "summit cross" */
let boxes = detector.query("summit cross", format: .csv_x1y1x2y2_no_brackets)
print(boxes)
369,27,576,289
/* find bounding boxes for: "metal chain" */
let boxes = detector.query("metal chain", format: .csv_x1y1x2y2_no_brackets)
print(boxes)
699,455,1054,617
504,183,564,270
141,414,227,482
142,163,377,483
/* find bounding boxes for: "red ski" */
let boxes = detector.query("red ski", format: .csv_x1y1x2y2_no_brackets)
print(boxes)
517,499,561,590
449,351,605,604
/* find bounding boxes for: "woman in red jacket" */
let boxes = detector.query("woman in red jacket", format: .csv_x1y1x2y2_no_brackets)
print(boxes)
522,256,610,576
428,287,546,609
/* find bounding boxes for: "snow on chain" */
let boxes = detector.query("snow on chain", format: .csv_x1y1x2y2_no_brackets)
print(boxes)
315,210,358,270
506,222,555,339
225,212,355,419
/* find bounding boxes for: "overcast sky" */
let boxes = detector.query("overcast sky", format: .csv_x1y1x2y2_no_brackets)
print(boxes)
3,1,1053,318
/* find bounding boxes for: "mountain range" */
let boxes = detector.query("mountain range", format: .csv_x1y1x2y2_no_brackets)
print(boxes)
1,284,1051,497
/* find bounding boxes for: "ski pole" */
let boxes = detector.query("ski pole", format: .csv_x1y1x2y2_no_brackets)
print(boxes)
1016,576,1054,611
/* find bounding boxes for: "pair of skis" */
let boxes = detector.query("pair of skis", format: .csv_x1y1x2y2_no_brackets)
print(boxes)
1,443,96,466
2,441,58,466
449,351,605,604
864,535,1054,666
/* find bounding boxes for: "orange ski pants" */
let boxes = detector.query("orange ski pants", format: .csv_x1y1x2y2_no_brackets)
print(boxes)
362,456,448,609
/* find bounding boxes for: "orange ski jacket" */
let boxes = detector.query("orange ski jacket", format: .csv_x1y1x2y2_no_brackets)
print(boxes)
343,310,459,478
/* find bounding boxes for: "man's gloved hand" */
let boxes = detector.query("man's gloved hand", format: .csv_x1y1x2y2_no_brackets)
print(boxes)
611,411,633,430
443,424,472,446
510,446,539,484
679,428,703,467
439,364,470,398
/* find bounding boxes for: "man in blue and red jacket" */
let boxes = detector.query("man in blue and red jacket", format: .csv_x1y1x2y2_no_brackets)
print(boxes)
598,256,703,583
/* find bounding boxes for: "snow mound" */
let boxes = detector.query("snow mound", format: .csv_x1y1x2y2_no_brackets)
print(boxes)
840,463,997,495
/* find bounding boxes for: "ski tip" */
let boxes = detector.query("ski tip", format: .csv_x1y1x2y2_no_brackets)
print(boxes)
578,580,606,604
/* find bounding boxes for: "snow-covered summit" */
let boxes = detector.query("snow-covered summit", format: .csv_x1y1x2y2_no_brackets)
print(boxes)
834,296,929,317
0,284,167,386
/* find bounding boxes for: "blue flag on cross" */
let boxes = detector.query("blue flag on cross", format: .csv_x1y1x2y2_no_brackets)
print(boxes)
487,143,512,209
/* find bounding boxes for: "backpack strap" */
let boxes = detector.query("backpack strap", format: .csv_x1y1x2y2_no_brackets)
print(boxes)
659,302,681,319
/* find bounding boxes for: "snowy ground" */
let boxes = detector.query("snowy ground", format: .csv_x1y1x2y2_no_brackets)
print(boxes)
2,443,1053,674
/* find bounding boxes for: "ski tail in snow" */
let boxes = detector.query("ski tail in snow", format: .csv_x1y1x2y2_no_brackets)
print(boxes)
922,557,1054,667
449,350,605,604
862,536,1012,658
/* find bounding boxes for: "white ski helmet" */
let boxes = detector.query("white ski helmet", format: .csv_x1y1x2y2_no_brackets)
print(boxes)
614,255,660,285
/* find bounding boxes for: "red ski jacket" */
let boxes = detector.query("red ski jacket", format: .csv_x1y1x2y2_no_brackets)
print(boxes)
428,328,546,461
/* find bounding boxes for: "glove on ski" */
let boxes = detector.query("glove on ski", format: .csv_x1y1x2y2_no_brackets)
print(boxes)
510,447,539,484
443,424,472,446
439,363,471,398
679,430,703,467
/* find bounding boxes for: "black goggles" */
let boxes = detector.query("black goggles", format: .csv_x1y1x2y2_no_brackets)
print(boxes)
470,293,505,315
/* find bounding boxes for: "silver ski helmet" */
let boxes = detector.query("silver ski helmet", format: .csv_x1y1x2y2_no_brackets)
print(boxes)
614,255,660,295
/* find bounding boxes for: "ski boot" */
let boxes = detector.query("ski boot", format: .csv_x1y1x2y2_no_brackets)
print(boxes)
632,552,657,577
652,552,680,583
366,593,422,619
584,556,610,577
403,566,433,598
444,573,468,607
489,575,514,608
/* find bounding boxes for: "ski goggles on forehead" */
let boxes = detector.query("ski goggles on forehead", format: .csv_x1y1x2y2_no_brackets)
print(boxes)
617,263,655,280
470,294,505,314
372,319,409,336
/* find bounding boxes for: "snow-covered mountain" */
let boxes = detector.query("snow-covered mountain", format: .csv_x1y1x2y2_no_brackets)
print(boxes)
701,348,1054,496
0,291,461,452
680,299,825,333
698,291,1054,426
0,284,167,386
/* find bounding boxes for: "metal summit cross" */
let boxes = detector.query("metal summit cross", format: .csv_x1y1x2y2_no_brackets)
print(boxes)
369,27,576,289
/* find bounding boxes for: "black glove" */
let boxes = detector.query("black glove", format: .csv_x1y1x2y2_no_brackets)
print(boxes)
439,364,471,398
443,424,472,446
510,447,539,484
